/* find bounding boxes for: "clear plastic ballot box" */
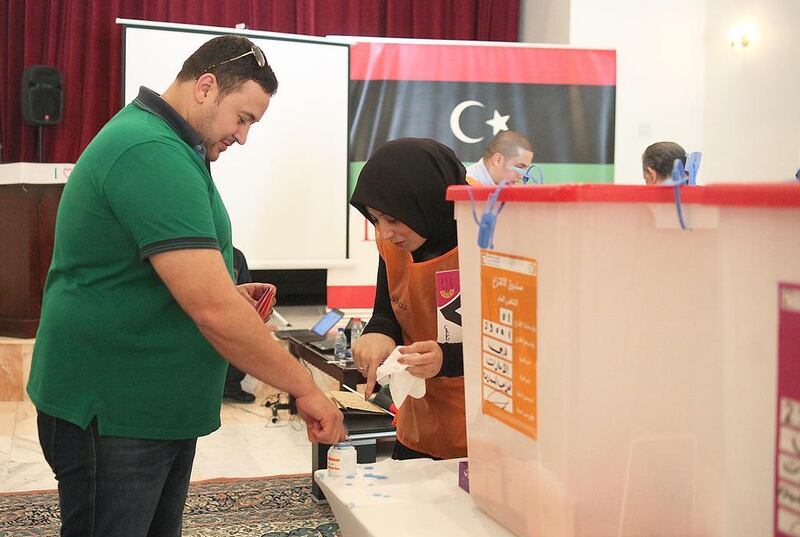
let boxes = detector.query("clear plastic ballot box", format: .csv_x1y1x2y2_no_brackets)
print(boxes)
447,183,800,537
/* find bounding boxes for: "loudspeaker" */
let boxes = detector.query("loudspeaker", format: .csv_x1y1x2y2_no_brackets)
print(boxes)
21,65,62,126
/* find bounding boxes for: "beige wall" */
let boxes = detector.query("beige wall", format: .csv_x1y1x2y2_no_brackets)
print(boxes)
519,0,570,44
520,0,799,184
702,0,800,182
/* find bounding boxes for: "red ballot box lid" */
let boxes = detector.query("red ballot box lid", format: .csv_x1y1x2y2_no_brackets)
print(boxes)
447,183,800,208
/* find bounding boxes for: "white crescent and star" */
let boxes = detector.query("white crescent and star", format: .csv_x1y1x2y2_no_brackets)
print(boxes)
449,100,511,144
486,109,510,135
449,101,485,143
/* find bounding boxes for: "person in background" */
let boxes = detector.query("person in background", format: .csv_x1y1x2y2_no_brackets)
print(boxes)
351,138,468,461
224,247,257,403
28,35,343,537
465,130,534,186
642,141,687,184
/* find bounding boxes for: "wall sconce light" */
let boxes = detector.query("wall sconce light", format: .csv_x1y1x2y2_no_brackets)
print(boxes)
728,24,755,49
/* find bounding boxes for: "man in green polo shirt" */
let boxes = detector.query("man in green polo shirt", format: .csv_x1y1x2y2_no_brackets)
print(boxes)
27,35,344,537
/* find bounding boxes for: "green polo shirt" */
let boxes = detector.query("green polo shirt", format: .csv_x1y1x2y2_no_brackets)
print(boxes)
28,95,234,439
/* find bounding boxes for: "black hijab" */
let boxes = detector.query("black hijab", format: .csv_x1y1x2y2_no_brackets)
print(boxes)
350,138,467,260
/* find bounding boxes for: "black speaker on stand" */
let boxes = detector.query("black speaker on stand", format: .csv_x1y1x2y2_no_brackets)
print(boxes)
21,65,63,162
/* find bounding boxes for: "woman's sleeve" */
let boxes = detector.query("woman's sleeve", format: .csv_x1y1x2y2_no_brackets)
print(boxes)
362,257,403,345
437,343,464,377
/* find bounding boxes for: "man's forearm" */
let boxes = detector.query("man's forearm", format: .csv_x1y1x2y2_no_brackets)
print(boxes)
195,299,318,399
149,248,319,400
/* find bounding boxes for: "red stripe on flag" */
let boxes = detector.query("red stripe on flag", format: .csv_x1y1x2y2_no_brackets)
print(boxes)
351,43,616,86
327,285,377,309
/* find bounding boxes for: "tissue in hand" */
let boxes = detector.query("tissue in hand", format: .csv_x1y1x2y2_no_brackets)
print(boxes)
376,347,426,408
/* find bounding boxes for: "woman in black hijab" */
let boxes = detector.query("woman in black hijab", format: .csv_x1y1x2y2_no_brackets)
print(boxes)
350,138,468,460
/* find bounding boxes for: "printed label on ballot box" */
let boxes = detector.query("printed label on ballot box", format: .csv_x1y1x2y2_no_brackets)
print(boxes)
479,250,537,440
776,283,800,537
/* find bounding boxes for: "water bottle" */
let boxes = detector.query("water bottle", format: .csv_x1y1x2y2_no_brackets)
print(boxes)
334,327,347,361
350,317,364,345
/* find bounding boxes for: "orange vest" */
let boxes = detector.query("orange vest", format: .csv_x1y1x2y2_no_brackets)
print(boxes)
377,239,467,459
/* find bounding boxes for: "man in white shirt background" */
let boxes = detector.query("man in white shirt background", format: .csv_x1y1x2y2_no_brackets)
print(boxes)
465,130,534,186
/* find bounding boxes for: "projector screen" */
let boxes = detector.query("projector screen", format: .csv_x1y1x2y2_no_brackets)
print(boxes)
119,19,350,269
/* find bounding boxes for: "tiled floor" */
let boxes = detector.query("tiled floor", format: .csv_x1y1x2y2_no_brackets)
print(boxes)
0,305,378,494
0,395,312,493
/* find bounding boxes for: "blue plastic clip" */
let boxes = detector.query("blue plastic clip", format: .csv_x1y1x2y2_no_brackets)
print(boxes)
671,159,689,230
468,180,510,249
521,164,545,185
685,152,702,185
659,152,702,230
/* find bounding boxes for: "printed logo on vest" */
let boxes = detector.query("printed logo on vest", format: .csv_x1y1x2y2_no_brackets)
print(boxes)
436,269,462,344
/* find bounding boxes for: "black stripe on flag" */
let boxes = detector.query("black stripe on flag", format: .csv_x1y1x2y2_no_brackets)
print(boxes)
350,80,615,164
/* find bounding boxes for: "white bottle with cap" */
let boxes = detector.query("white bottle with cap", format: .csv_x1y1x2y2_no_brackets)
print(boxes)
327,442,357,477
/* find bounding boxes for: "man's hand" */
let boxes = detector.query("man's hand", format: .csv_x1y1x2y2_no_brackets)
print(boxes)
237,283,276,320
352,333,396,399
294,391,346,444
398,340,443,379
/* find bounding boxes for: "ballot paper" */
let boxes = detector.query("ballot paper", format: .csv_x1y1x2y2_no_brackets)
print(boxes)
327,391,386,414
253,285,276,321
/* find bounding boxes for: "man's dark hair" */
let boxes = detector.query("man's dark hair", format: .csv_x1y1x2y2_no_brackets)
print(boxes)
642,141,687,178
177,35,278,97
483,130,534,160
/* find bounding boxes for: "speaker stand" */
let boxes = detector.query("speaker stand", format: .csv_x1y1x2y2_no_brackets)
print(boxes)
36,125,43,163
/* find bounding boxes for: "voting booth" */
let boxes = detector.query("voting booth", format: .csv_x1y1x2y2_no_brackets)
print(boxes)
449,183,800,537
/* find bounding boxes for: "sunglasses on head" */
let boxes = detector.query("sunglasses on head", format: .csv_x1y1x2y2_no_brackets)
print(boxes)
203,45,266,72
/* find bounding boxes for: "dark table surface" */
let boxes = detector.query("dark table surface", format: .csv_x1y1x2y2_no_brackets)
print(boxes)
287,336,366,390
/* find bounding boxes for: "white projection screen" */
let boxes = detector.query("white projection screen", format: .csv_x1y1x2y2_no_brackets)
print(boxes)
119,19,349,268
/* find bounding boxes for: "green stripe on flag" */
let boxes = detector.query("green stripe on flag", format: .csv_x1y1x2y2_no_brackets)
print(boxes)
349,162,366,197
349,161,614,196
533,163,615,184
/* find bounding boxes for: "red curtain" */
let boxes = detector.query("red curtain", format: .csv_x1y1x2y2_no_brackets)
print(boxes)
0,0,519,164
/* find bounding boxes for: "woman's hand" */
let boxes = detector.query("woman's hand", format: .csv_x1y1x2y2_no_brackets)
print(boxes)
398,340,443,379
352,332,396,399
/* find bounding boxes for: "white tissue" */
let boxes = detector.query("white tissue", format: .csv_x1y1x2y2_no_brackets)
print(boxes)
376,346,426,408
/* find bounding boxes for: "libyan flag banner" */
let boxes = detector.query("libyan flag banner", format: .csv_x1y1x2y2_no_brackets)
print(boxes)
348,42,616,188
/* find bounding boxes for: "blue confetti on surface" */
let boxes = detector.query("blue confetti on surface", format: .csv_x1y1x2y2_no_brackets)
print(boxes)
363,473,388,480
364,466,374,470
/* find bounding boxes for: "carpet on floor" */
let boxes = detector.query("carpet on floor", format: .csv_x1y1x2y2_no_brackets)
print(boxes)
0,474,339,536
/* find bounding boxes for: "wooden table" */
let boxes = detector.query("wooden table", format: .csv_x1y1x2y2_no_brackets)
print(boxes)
287,336,395,501
287,336,366,390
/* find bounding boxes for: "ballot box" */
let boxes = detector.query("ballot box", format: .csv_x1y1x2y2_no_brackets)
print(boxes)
448,183,800,537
